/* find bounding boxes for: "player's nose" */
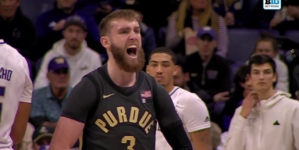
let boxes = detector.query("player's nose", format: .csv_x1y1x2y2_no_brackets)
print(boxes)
128,31,139,41
156,65,163,73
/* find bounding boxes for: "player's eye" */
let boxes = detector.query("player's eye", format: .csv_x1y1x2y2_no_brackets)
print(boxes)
252,71,259,75
135,29,140,34
120,30,129,34
150,64,157,67
162,63,170,67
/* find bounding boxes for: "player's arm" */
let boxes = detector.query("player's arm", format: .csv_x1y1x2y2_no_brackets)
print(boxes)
154,83,192,150
49,77,97,150
183,94,212,150
11,63,33,144
189,129,212,150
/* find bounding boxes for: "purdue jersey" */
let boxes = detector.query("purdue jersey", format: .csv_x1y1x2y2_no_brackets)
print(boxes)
0,40,33,149
156,87,211,150
61,64,181,150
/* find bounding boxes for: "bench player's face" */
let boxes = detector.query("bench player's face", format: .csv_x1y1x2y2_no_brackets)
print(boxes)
147,53,177,86
47,68,70,88
249,63,276,92
108,18,145,72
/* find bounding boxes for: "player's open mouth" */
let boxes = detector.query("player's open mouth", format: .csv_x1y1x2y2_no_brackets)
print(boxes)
126,45,137,58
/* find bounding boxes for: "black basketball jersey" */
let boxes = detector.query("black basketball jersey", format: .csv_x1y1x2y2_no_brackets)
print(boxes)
83,65,157,150
61,64,182,150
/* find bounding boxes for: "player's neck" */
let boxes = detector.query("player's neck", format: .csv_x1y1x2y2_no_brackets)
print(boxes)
164,83,175,93
107,60,136,87
50,85,68,100
256,88,275,100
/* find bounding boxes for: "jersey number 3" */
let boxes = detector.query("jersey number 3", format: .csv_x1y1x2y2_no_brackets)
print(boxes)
121,136,135,150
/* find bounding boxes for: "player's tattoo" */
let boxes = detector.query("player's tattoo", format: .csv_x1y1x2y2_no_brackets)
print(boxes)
191,128,213,150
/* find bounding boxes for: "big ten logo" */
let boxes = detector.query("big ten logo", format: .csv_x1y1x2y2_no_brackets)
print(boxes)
265,0,280,4
263,0,281,10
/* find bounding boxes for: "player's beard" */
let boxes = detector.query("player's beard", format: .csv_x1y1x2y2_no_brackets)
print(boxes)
111,44,145,72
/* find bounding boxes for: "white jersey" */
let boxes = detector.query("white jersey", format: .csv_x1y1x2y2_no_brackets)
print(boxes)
155,86,211,150
0,40,33,150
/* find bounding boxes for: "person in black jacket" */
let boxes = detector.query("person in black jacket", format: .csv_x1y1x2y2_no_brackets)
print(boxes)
184,26,231,125
0,0,36,60
222,65,252,131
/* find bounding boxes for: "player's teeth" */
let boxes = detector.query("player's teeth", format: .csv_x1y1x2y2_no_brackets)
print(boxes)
129,45,137,48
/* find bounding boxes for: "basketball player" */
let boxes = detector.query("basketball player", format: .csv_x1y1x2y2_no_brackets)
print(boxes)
146,47,212,150
49,10,192,150
0,39,33,150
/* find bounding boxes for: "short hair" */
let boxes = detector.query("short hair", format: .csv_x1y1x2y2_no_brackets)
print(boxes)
234,65,249,85
248,54,276,74
148,47,177,64
99,9,138,37
254,36,278,53
176,58,187,73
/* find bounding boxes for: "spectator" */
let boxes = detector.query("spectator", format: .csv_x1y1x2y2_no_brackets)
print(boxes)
212,0,237,17
222,65,252,131
0,0,36,60
250,36,289,92
31,126,80,150
270,0,293,28
225,55,299,150
77,0,124,24
184,26,230,125
34,16,102,89
273,0,299,33
34,0,103,59
173,60,191,91
20,0,55,22
32,126,54,150
121,1,157,59
224,0,275,28
31,57,71,128
165,0,228,57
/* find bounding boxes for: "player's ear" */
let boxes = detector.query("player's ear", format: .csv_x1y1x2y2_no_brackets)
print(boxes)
273,73,277,83
173,65,178,76
100,36,110,49
184,72,190,82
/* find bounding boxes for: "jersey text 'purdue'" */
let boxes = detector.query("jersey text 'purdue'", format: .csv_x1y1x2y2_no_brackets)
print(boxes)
95,106,155,134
